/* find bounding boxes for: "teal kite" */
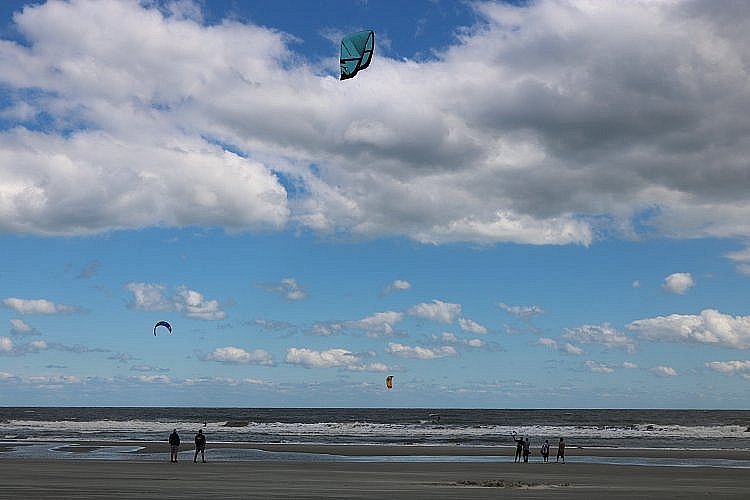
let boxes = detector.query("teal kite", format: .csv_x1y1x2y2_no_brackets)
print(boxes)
340,30,374,80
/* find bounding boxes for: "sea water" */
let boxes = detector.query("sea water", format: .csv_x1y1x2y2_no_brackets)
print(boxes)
2,407,749,465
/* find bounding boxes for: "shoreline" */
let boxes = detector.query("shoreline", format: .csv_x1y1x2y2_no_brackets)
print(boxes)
3,441,750,498
3,439,750,460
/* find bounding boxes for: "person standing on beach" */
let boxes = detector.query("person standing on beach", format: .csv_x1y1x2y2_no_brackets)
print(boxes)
512,434,524,463
194,429,206,463
169,429,180,463
540,439,550,463
522,437,531,463
556,437,565,463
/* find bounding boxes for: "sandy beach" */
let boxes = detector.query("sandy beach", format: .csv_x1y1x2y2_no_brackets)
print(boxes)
2,442,749,499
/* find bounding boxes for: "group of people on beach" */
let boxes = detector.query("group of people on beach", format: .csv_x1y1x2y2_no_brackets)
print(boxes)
168,427,565,464
513,434,565,463
168,428,206,463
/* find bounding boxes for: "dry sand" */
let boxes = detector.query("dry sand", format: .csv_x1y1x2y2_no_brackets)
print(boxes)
1,443,749,499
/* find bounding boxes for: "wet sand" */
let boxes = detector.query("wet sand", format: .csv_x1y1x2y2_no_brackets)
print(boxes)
198,442,750,460
13,440,749,460
2,442,750,498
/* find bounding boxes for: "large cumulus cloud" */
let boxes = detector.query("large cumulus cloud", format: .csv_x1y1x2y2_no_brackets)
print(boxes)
627,309,750,350
1,0,749,244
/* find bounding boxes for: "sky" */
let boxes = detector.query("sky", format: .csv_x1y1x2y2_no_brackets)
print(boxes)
1,0,750,408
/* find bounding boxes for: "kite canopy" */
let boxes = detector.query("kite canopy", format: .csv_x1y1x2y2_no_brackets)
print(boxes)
385,375,393,389
153,321,172,336
340,30,374,80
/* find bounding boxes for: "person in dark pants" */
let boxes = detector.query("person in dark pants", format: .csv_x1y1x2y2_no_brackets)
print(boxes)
540,439,550,463
556,437,566,463
194,429,206,463
168,429,180,463
512,433,524,463
522,437,531,463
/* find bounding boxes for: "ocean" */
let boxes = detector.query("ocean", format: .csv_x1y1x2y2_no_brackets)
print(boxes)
2,408,750,465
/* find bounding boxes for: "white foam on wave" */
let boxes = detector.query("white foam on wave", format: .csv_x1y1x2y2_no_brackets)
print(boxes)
5,419,749,443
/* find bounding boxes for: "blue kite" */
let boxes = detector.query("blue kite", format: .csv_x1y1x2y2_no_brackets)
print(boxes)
340,30,374,80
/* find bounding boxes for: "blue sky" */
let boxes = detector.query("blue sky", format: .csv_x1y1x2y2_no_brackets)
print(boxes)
2,0,750,408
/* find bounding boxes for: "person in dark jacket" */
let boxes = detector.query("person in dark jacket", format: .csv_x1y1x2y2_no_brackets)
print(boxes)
194,429,206,463
556,437,566,463
168,429,180,463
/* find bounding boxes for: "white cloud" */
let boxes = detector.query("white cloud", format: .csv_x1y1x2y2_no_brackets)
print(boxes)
563,323,636,353
309,321,344,337
585,360,614,373
2,297,75,315
286,347,345,368
537,337,557,349
1,1,750,243
383,280,411,294
498,303,544,318
725,247,750,262
466,338,485,348
125,282,224,320
108,353,133,364
386,342,458,360
25,340,48,352
623,361,639,369
458,317,487,334
285,347,385,371
25,375,84,388
10,319,31,333
130,375,172,384
9,318,37,335
206,346,273,365
627,309,750,349
439,332,485,349
175,287,225,320
662,273,695,294
408,300,461,324
0,336,13,352
441,332,458,343
347,361,389,373
262,278,306,301
535,337,583,355
350,311,404,337
562,343,584,356
125,283,172,311
651,365,678,377
725,247,750,276
0,0,288,236
705,360,750,376
130,365,169,373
